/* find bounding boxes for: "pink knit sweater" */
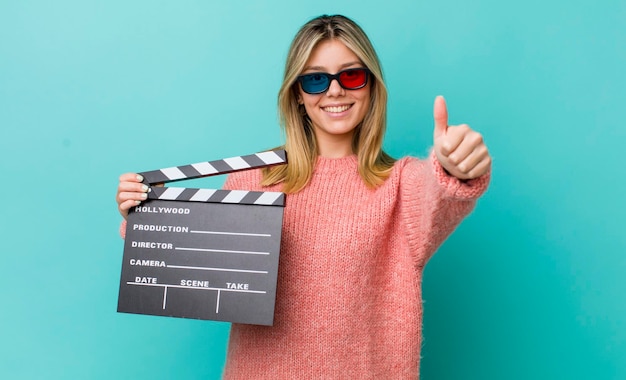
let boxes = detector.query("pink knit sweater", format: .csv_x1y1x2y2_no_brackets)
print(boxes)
218,152,490,379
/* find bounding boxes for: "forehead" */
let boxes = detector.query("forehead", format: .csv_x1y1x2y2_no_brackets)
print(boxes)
304,39,362,71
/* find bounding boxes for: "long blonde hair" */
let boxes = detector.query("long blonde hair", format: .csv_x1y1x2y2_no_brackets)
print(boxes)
262,14,395,193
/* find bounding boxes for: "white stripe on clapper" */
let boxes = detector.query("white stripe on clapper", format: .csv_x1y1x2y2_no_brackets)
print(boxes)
222,190,248,203
159,187,186,200
223,156,250,170
189,188,217,201
191,162,219,175
161,167,187,180
254,192,282,205
256,151,284,165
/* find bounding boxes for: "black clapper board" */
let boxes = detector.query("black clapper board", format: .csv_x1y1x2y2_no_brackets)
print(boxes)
117,150,287,326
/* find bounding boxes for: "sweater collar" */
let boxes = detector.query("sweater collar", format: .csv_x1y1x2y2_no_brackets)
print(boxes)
314,154,358,174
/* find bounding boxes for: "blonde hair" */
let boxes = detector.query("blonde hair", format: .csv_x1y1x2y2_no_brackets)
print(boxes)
262,14,395,193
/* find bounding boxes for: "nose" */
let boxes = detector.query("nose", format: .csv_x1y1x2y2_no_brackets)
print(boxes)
325,78,345,96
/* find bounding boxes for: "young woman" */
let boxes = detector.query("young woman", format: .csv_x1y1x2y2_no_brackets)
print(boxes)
116,14,491,379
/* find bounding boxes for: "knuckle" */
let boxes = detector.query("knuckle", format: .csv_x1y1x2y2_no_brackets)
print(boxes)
120,173,140,183
458,124,470,133
484,156,492,168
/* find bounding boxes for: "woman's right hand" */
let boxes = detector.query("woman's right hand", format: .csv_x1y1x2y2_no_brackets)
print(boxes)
116,173,149,219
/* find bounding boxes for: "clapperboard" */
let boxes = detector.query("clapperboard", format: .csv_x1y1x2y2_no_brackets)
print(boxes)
117,150,287,326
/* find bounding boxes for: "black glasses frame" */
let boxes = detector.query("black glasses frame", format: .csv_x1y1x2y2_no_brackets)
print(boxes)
297,68,371,94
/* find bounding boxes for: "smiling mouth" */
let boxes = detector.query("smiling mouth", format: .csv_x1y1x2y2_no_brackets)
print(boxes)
322,104,351,113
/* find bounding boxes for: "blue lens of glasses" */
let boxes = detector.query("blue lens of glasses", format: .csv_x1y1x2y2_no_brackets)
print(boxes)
299,74,330,94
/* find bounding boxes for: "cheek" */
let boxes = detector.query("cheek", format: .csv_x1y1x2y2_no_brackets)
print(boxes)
302,97,321,115
355,90,371,115
302,102,316,117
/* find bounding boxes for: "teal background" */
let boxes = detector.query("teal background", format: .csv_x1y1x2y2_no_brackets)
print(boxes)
1,0,624,379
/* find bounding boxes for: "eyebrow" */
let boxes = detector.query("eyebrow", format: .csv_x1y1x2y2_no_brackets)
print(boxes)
302,61,364,73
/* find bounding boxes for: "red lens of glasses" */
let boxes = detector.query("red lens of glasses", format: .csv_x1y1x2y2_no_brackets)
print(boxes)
338,69,367,89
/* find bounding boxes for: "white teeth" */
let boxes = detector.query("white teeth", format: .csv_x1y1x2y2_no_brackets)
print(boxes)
322,105,351,113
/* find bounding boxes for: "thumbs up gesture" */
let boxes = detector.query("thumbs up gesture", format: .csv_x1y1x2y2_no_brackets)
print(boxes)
433,96,491,180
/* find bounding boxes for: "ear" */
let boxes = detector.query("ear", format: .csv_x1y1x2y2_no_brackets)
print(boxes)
297,95,303,105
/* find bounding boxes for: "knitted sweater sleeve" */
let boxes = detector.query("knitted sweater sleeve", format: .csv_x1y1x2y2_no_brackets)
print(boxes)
120,219,127,239
400,150,491,267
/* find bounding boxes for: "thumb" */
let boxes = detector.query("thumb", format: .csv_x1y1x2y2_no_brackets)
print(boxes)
433,95,448,139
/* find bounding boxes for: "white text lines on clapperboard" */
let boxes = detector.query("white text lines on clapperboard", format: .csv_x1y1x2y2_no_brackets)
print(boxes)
117,150,287,325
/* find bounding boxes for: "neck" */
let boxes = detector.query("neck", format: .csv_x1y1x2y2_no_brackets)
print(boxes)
315,135,354,158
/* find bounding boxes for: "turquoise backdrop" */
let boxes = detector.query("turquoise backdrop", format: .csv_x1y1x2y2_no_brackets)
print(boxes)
1,0,624,379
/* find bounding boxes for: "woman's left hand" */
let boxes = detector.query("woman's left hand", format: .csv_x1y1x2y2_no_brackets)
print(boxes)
432,96,492,180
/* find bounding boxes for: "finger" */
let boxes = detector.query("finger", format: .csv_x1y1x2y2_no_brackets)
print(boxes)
464,155,492,179
438,124,468,157
119,173,144,183
446,127,483,165
118,181,149,194
119,199,141,218
455,144,489,175
117,190,148,204
433,95,448,140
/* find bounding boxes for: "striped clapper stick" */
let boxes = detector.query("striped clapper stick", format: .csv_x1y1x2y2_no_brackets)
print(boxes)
117,150,287,326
